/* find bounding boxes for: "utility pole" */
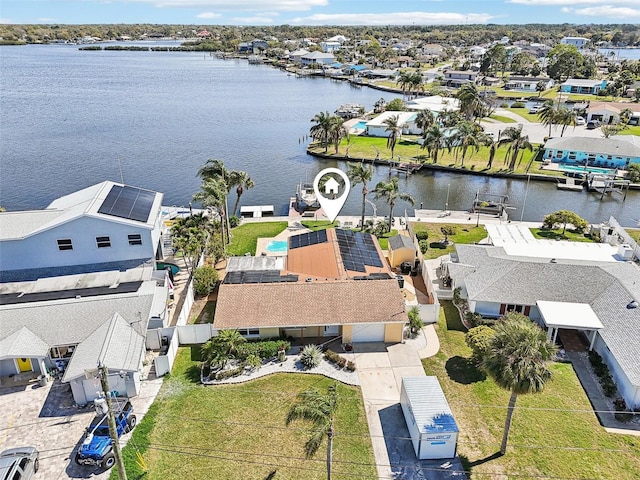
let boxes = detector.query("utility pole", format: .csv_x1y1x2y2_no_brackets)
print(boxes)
98,363,128,480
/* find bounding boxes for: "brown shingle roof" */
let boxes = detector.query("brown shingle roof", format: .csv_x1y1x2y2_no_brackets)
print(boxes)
214,279,407,329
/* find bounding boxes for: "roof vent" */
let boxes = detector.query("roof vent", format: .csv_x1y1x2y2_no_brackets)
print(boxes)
627,300,639,309
550,258,557,263
306,277,312,282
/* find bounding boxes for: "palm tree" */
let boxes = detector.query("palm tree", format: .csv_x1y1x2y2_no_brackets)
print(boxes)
415,109,435,134
347,162,374,231
373,177,415,232
421,124,446,164
537,101,557,137
198,159,234,241
453,121,482,167
286,383,339,480
409,71,425,99
328,116,347,154
193,177,228,249
500,125,533,171
201,329,246,369
535,80,547,98
483,130,500,169
457,83,484,121
397,71,413,99
481,313,556,455
229,171,255,217
383,114,404,159
556,107,577,137
310,111,334,152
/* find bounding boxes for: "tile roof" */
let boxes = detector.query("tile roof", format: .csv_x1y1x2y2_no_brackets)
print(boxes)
214,279,407,329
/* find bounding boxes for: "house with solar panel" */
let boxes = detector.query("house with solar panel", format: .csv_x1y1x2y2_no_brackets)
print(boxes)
0,181,171,404
214,229,408,344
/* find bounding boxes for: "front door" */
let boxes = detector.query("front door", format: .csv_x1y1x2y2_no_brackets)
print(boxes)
17,357,32,372
323,326,339,337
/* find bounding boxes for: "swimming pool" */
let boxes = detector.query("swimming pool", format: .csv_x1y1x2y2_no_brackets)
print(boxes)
266,240,288,253
352,121,368,130
156,262,180,276
560,165,613,175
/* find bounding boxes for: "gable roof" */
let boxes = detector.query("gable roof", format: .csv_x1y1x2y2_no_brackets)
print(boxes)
388,235,416,251
214,279,407,329
0,326,49,359
543,136,640,158
63,313,145,382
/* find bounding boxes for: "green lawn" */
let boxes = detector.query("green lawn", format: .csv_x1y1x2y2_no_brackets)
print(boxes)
423,302,640,480
116,348,376,480
488,114,516,123
227,221,287,256
618,125,640,136
625,228,640,242
530,228,596,243
411,223,487,259
504,107,540,123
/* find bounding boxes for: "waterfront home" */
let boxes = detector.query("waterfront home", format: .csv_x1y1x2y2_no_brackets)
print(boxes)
214,229,408,344
560,78,607,95
0,181,165,283
441,227,640,410
288,49,309,64
587,102,640,125
320,41,341,53
560,36,589,49
443,70,478,88
504,76,554,92
542,136,640,168
365,111,420,137
300,51,335,67
405,95,460,114
238,39,268,54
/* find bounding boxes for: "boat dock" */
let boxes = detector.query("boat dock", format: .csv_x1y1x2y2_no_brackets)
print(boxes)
587,174,631,200
557,177,584,191
240,205,274,218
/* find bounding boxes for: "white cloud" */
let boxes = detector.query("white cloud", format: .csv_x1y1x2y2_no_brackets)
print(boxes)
291,12,494,25
508,0,637,5
196,12,221,19
145,0,326,11
562,5,640,17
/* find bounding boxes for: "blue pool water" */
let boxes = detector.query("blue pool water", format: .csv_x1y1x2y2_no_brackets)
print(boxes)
156,262,180,276
266,240,288,253
560,165,613,175
352,121,368,130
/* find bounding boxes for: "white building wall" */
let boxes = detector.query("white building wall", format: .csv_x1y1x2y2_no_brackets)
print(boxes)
400,384,422,457
1,216,155,271
594,335,640,409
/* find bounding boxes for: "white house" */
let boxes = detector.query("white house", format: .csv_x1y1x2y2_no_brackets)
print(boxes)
406,95,461,114
560,37,590,49
300,51,335,67
504,76,554,92
320,41,341,53
0,181,164,283
288,49,309,64
365,111,419,137
442,227,640,410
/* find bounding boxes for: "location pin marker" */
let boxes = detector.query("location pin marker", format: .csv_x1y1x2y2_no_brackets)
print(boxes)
313,168,351,223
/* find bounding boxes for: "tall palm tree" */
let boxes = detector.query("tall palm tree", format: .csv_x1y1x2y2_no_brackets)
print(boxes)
328,116,347,154
500,125,533,171
537,101,557,137
229,171,255,217
483,130,501,169
193,177,228,249
310,111,334,152
397,71,413,99
415,109,435,134
198,159,234,241
535,80,547,98
383,114,404,159
453,121,482,167
347,162,374,231
421,124,446,164
457,83,484,121
409,71,425,99
481,313,556,455
373,177,415,232
556,107,577,137
286,383,339,480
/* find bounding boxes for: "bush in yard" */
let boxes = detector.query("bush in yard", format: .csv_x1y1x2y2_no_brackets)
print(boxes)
346,361,356,371
193,265,219,296
419,239,429,254
237,339,291,360
244,354,262,370
228,215,240,228
215,367,243,380
415,230,429,241
336,357,347,368
512,101,525,108
465,311,484,328
465,325,496,362
407,306,424,337
300,344,322,370
628,164,640,183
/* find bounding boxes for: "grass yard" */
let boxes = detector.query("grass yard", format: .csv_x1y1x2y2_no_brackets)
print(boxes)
423,302,640,480
488,114,517,123
530,227,596,243
504,107,541,123
227,221,288,256
626,228,640,242
116,348,376,480
618,125,640,136
411,223,487,259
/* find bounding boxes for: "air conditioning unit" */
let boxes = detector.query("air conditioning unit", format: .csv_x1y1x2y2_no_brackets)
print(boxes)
617,244,633,260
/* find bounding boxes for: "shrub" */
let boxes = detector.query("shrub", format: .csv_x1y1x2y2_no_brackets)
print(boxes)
512,101,525,108
346,361,356,371
465,325,496,361
407,306,424,336
228,215,240,228
465,311,484,328
193,265,219,296
415,231,429,241
215,367,243,380
244,354,262,370
237,339,291,360
336,357,347,368
419,239,429,254
325,349,339,362
628,164,640,183
500,102,509,108
300,344,322,370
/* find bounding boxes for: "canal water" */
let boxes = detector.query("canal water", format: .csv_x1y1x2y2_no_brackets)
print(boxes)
0,43,637,226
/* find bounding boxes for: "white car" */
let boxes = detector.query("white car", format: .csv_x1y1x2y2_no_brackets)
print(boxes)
575,116,586,126
528,105,543,114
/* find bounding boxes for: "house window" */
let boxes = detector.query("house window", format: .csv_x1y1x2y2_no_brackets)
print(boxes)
506,304,524,313
238,328,260,337
128,234,142,246
50,345,75,359
57,239,73,251
96,236,111,248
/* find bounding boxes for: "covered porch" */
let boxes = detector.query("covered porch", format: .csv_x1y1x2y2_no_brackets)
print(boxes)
537,301,604,351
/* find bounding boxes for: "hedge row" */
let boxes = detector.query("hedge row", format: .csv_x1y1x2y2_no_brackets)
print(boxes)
325,349,356,371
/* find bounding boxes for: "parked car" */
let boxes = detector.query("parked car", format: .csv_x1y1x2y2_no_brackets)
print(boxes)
75,398,136,469
586,120,601,130
0,447,39,480
575,116,586,126
528,105,543,114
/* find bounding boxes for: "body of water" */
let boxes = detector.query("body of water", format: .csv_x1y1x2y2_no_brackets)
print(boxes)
598,48,640,60
0,44,638,226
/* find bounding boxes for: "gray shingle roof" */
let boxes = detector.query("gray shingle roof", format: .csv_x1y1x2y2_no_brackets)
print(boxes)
388,235,416,252
543,137,640,158
0,326,49,358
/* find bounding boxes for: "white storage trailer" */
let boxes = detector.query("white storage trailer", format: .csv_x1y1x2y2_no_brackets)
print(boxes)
400,376,459,460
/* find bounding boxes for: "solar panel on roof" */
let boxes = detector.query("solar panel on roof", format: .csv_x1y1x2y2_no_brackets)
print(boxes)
98,185,156,223
223,270,299,284
289,229,328,249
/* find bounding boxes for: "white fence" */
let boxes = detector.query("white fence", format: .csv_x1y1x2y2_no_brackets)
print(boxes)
175,279,195,326
177,324,217,344
154,330,180,377
608,216,640,261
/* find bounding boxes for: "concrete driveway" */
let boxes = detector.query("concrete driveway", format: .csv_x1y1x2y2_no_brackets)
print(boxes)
0,372,162,480
355,333,465,480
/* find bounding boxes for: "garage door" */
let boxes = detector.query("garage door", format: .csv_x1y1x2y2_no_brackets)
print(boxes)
351,323,386,343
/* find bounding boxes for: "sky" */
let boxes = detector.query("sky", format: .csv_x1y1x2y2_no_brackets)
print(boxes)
1,0,640,26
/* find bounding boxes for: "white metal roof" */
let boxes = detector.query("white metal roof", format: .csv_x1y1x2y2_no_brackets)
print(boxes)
537,300,604,330
402,377,459,434
366,111,416,127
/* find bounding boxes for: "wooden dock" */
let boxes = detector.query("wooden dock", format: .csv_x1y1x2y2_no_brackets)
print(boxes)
557,177,584,191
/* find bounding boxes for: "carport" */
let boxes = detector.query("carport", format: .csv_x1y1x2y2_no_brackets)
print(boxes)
537,300,604,350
